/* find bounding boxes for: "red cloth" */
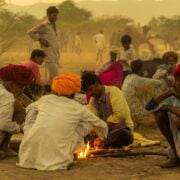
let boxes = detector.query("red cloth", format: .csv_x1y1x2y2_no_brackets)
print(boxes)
99,61,123,88
174,64,180,76
86,61,123,103
0,64,34,86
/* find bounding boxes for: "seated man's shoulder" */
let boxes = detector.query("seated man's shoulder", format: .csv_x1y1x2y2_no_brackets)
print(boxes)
106,86,123,95
106,85,121,92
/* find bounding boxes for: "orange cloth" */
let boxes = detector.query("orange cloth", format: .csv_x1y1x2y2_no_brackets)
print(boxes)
51,73,81,95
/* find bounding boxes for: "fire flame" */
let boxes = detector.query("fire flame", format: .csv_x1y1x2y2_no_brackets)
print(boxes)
77,142,90,159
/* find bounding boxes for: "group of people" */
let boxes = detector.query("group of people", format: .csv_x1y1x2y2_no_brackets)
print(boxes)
0,5,180,172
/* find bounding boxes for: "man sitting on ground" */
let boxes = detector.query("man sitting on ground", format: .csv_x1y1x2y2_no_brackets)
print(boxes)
96,50,118,75
23,49,46,85
153,51,178,90
18,73,108,171
146,64,180,168
23,49,51,100
0,64,33,159
81,73,134,148
122,59,162,121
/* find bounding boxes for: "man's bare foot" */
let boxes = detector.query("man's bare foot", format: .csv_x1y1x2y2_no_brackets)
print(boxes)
161,158,180,168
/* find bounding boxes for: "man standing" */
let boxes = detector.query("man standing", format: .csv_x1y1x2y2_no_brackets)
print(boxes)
28,6,60,83
73,32,82,55
120,34,137,78
93,30,107,69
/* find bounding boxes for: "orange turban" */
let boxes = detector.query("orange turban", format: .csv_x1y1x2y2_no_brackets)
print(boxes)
51,73,81,95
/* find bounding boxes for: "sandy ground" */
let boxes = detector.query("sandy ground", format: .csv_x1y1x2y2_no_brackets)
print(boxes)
0,51,180,179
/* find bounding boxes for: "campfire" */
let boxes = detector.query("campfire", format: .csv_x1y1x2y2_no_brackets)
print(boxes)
75,134,166,160
77,142,91,159
76,141,167,160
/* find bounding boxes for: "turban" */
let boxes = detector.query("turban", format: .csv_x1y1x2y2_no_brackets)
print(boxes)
0,64,34,86
174,64,180,77
51,73,81,95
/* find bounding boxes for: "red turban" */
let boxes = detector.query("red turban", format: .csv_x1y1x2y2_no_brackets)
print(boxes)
0,64,34,86
174,64,180,77
51,73,81,95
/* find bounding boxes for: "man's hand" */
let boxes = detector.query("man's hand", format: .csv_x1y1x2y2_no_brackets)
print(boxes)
39,38,49,47
160,105,171,112
160,105,180,117
168,87,178,97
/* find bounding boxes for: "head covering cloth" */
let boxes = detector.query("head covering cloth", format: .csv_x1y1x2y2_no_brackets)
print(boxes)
51,73,81,95
0,64,34,86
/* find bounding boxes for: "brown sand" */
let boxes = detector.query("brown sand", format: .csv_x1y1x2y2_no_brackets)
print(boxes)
0,51,180,179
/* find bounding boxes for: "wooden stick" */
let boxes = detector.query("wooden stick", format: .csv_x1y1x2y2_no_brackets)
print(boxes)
90,151,167,158
89,148,128,155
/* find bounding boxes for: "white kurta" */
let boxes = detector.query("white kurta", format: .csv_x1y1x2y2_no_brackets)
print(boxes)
93,33,106,52
28,21,60,65
0,84,20,144
18,94,108,171
119,46,137,71
122,74,162,117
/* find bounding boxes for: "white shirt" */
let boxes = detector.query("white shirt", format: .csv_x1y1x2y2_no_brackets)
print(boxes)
18,94,108,171
28,21,60,65
93,33,106,50
74,34,81,47
122,74,162,115
120,46,137,71
0,84,20,134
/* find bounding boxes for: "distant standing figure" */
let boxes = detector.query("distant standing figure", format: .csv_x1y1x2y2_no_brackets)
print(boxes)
27,6,60,83
120,34,137,78
74,32,82,55
93,30,107,68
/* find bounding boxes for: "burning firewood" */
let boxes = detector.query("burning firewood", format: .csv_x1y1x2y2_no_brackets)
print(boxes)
90,151,167,158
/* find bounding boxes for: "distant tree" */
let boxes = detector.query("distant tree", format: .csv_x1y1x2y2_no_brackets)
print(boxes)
57,0,92,22
149,16,180,41
0,5,37,56
0,0,5,7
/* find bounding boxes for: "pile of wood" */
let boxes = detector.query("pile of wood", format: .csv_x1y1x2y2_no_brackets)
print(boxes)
87,148,167,158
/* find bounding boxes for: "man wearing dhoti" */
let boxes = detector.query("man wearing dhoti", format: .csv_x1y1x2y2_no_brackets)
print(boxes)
18,73,108,171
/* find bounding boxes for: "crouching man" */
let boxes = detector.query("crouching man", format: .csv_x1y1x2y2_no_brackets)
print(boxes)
81,73,134,148
146,64,180,168
18,73,108,171
0,64,34,158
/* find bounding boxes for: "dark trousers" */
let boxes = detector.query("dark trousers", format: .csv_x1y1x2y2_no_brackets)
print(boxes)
104,127,133,148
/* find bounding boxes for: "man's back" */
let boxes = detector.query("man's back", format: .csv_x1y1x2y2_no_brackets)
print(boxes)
30,95,84,134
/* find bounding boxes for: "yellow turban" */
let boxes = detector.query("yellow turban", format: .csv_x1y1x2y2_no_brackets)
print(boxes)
51,73,81,95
